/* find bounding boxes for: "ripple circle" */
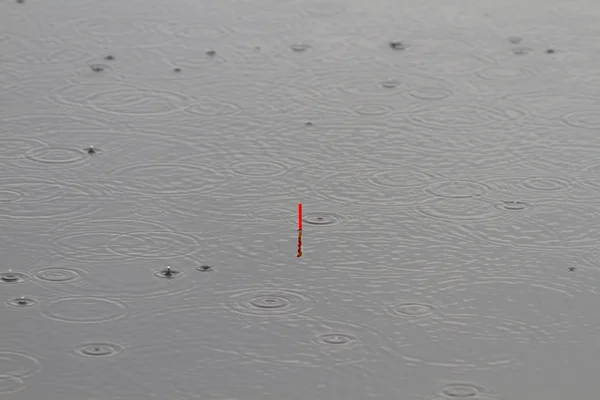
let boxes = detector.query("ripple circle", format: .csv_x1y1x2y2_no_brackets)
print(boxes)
441,383,482,398
408,87,452,100
0,176,107,222
0,351,41,378
562,110,600,129
24,147,88,165
390,303,435,317
350,104,394,115
228,289,315,317
41,297,127,323
303,212,344,226
0,138,46,160
53,219,200,263
316,333,357,346
184,100,242,117
84,86,192,117
452,201,600,251
109,162,227,197
413,197,505,222
0,376,25,394
230,161,288,178
426,180,489,198
31,266,84,283
313,168,436,207
405,103,524,132
75,343,123,357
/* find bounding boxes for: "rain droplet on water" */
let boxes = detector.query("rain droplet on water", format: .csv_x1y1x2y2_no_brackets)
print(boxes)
381,79,400,89
389,41,407,50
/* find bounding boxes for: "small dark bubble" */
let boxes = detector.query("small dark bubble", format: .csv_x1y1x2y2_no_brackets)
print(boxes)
173,67,182,73
196,265,213,272
566,267,577,272
16,0,24,3
104,55,115,61
389,41,406,50
305,121,314,126
546,49,555,54
206,49,216,56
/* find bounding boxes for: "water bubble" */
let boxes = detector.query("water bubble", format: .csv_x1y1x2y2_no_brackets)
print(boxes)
104,55,115,61
546,49,555,54
305,121,314,126
7,297,38,307
566,267,577,272
290,43,311,52
196,265,213,272
206,49,216,56
508,36,522,44
173,68,181,72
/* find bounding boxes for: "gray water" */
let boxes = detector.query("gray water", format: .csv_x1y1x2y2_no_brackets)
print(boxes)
2,0,600,398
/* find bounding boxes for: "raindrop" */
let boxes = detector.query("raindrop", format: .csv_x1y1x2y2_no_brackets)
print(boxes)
381,79,400,89
391,303,435,317
228,288,315,316
512,46,533,55
498,200,531,211
7,297,38,307
84,145,96,154
440,383,481,398
317,333,357,346
154,265,182,279
389,41,407,50
75,343,123,357
302,212,344,226
89,64,106,72
290,43,311,52
0,271,28,283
